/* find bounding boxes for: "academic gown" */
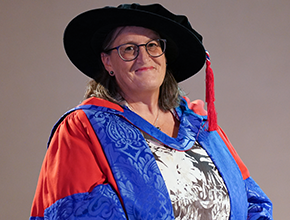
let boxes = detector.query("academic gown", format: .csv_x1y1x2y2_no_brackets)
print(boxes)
30,97,273,220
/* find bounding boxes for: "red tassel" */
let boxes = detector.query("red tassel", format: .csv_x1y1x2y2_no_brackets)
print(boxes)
205,51,218,131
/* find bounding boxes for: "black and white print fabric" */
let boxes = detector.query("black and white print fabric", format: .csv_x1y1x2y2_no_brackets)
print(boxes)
144,134,230,220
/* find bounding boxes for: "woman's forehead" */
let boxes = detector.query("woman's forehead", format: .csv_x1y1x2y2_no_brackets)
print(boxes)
113,26,160,42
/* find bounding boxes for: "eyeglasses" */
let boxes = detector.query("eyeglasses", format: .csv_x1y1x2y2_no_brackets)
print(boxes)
104,39,167,61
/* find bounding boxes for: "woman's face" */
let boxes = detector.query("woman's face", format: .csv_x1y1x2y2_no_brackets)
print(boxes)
101,26,167,99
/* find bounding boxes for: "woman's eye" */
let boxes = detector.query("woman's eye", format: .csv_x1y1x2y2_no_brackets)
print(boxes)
147,42,158,49
123,45,135,52
147,41,160,51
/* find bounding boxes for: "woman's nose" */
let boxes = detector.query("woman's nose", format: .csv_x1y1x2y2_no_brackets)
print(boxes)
135,46,150,63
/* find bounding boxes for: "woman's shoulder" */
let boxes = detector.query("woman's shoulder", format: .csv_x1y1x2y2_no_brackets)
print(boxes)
47,108,91,148
182,96,207,116
48,97,124,147
78,97,123,112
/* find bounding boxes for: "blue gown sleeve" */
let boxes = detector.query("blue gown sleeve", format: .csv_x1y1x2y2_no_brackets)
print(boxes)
30,184,127,220
245,177,273,219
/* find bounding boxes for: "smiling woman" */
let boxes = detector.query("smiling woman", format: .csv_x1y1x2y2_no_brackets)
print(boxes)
29,3,273,220
100,26,167,109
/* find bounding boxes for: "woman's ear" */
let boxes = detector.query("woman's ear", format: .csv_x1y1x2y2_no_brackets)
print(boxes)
101,52,112,72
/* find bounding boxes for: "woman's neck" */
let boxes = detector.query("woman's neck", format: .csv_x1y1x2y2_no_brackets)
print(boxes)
121,89,159,126
122,90,160,115
121,90,179,138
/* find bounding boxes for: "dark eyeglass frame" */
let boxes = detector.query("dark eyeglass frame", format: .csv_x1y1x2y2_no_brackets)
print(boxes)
104,39,167,61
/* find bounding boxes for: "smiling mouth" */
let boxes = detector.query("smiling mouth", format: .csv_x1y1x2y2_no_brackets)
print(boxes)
135,66,155,72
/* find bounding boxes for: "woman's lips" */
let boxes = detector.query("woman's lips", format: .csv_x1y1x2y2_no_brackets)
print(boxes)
135,66,155,72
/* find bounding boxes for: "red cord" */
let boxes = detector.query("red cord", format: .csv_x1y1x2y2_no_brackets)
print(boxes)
205,51,218,131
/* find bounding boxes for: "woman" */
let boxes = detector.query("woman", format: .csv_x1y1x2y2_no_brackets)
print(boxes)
30,3,273,220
